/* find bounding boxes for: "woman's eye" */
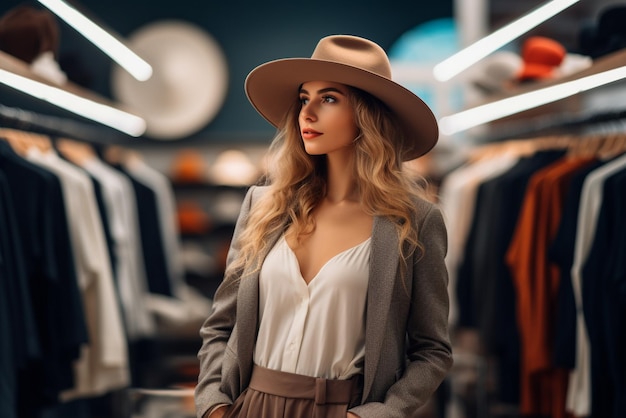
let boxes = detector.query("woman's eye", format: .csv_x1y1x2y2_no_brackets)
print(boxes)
322,95,336,103
299,97,309,105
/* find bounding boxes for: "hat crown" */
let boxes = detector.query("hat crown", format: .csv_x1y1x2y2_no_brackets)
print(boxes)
522,36,565,66
311,35,392,80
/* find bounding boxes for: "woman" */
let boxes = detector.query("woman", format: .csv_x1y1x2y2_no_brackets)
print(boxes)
195,34,452,418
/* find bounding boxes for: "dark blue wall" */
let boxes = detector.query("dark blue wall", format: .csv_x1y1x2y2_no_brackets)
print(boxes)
1,0,452,144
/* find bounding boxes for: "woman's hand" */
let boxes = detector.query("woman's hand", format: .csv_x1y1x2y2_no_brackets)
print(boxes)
207,405,230,418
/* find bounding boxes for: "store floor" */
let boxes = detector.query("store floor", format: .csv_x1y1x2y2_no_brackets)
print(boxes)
128,388,196,418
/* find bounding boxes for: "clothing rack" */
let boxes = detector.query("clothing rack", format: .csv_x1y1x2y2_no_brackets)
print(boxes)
0,103,130,145
481,108,626,143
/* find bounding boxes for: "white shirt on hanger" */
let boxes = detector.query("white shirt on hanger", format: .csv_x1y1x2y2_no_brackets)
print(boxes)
82,156,156,340
26,147,130,399
567,153,626,416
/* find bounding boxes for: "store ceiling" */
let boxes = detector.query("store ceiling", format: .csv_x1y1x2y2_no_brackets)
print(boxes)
2,1,614,144
1,0,452,143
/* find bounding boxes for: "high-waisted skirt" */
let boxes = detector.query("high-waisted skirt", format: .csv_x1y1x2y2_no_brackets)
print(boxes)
223,365,363,418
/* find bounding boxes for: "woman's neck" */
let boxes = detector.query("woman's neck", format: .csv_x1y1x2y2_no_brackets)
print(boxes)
324,154,358,203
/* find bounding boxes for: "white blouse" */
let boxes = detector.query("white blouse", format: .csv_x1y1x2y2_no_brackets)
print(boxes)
254,235,371,379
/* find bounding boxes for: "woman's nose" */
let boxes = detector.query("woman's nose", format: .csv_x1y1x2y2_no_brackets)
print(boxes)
300,104,317,121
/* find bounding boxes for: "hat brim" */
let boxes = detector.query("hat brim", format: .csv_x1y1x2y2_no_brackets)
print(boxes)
517,63,556,81
245,58,438,161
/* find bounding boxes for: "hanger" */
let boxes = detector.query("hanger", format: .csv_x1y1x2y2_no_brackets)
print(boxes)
597,132,626,159
56,137,97,166
0,128,52,155
104,144,142,168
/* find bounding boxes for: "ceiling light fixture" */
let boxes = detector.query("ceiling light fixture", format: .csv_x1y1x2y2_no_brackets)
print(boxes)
0,68,147,136
433,0,580,82
439,65,626,135
37,0,153,81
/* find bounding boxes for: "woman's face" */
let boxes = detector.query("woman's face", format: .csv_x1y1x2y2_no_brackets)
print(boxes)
298,81,360,158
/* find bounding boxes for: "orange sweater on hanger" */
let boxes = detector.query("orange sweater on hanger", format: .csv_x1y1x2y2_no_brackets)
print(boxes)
507,156,595,418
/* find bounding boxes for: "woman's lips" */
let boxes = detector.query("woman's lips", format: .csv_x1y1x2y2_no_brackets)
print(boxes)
301,129,322,140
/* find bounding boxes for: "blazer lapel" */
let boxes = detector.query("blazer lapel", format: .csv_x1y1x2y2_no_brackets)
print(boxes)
235,227,283,388
363,216,399,399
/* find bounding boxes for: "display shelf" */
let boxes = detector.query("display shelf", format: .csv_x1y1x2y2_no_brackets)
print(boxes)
172,180,247,297
479,47,626,105
171,181,249,193
464,48,626,135
173,181,247,235
0,50,136,113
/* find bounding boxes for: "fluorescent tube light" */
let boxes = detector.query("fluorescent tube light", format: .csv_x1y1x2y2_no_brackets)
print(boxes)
37,0,153,81
439,65,626,135
0,68,146,136
433,0,580,82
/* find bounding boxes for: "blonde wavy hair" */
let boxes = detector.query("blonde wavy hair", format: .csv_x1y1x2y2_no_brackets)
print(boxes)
226,86,429,280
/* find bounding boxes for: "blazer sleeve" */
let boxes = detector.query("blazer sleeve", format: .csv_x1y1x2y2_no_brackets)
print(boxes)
194,185,256,418
352,203,453,418
403,204,453,411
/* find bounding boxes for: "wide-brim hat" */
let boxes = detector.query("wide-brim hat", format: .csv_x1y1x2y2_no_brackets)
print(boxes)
245,35,438,161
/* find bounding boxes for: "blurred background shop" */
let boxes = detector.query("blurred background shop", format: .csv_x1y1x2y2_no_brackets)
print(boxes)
0,1,624,417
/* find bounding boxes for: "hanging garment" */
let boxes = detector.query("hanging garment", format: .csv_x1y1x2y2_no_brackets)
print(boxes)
0,140,88,416
549,158,605,372
124,156,185,298
568,153,626,416
81,156,156,341
439,152,520,327
25,147,129,400
114,162,175,297
0,171,21,418
506,156,594,418
576,161,626,418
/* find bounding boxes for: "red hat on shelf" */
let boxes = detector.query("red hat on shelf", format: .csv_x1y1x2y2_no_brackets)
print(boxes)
517,36,566,81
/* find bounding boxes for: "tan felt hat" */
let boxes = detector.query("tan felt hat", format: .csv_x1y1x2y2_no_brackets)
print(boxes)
245,35,439,161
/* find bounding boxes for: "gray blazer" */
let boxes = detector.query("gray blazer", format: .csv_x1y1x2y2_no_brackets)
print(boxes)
195,185,453,418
